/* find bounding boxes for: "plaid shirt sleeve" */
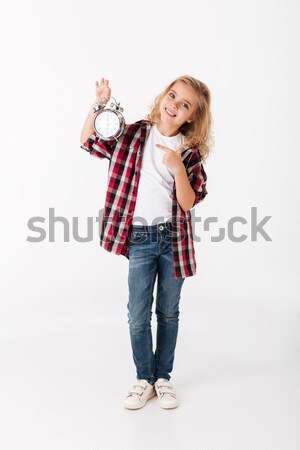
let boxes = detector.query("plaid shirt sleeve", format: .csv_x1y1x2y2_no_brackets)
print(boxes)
187,150,208,208
80,131,117,160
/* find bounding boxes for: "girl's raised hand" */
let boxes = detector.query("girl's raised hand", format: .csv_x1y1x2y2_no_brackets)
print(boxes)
95,78,111,104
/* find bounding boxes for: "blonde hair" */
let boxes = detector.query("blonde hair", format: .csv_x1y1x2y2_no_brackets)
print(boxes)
146,75,213,162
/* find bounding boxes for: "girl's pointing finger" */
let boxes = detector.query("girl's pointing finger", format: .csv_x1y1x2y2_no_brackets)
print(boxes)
155,144,169,152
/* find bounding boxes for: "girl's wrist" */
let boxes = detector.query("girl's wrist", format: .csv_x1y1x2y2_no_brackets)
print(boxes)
173,163,185,176
95,95,109,104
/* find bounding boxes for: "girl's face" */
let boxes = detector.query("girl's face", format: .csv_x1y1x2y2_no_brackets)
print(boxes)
159,81,197,132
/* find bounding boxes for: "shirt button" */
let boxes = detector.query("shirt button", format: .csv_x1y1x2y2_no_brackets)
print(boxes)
159,225,164,231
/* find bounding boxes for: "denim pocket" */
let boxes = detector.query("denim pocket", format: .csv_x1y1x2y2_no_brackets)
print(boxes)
129,231,149,244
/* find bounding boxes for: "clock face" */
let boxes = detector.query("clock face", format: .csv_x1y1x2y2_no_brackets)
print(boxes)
94,110,120,138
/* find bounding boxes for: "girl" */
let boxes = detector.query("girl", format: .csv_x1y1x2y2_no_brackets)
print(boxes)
80,75,212,410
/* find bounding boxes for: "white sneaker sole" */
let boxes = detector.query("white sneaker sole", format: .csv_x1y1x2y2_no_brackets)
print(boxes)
158,399,179,409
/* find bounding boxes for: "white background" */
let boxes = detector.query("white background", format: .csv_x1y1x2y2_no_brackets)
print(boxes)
1,0,299,449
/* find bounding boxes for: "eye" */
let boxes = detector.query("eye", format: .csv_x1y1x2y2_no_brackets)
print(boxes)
182,103,189,109
169,92,175,98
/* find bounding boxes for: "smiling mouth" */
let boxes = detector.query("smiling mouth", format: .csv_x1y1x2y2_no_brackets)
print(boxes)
165,108,176,117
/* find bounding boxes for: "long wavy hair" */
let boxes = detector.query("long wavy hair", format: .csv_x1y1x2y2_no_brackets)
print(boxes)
146,75,213,162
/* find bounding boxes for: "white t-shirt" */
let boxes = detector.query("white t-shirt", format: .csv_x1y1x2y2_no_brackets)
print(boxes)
132,124,184,225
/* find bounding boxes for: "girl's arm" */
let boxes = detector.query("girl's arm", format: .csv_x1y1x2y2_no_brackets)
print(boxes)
155,143,208,212
80,100,101,144
155,143,196,212
80,78,111,144
173,166,196,212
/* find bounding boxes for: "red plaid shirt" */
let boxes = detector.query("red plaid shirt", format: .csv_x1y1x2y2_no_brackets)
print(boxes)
81,119,208,279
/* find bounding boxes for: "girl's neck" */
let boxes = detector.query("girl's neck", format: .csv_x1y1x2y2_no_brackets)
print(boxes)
156,121,180,137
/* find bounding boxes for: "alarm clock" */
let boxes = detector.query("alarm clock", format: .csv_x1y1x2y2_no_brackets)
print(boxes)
93,96,125,141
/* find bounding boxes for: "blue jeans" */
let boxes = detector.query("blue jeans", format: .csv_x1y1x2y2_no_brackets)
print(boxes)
127,221,185,385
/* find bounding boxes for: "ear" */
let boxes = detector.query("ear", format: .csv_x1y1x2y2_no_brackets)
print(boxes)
187,113,194,124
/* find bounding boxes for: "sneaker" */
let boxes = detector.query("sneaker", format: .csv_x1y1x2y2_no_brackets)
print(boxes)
124,379,156,410
154,378,179,409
